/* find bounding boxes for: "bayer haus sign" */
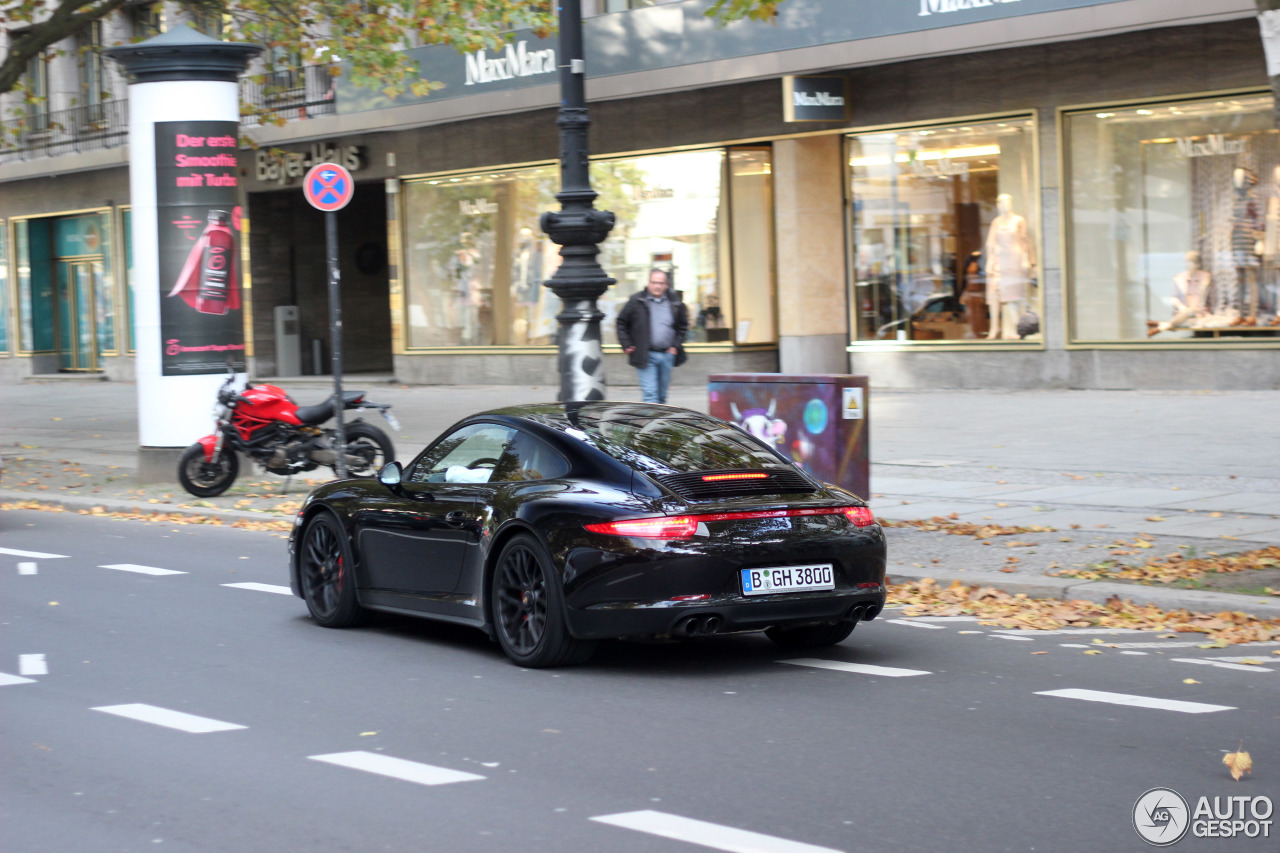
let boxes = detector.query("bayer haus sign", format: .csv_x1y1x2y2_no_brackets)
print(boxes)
783,76,850,123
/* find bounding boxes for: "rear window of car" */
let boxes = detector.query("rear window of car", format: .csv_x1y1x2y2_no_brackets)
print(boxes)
567,407,786,474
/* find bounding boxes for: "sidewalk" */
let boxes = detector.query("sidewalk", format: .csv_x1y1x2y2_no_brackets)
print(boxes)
2,376,1279,617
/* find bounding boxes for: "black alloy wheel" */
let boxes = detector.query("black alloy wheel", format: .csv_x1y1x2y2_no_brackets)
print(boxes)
491,533,593,667
299,513,368,628
765,620,856,649
341,422,395,477
177,442,239,497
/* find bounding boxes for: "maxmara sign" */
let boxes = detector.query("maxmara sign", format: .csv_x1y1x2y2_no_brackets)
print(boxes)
464,40,556,86
919,0,1021,15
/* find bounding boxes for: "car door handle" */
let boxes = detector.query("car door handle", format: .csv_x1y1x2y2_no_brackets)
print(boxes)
444,510,468,527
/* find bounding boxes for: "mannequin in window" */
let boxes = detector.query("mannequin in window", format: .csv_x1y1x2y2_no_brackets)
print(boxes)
1147,251,1212,336
984,193,1033,340
1229,167,1263,326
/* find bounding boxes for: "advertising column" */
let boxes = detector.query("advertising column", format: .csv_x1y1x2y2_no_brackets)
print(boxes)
106,28,260,481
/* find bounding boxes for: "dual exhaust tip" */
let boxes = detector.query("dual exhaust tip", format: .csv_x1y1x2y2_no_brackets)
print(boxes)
675,614,724,637
848,602,881,622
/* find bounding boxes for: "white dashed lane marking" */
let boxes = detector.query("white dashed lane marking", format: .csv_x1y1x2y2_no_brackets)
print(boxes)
886,620,945,629
591,810,844,853
18,654,47,676
222,582,292,595
990,634,1035,642
1035,689,1235,714
1172,659,1274,673
99,564,186,576
17,562,37,575
779,659,930,678
0,672,37,686
92,704,247,733
0,547,68,559
309,752,485,786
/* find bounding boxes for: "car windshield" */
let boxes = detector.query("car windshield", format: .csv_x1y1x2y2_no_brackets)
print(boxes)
564,405,786,474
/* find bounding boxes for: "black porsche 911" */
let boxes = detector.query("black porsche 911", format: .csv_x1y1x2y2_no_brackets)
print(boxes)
288,402,886,667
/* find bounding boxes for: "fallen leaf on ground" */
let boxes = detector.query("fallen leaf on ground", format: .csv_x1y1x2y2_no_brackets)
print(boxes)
889,579,1280,645
1083,650,1103,655
1145,516,1165,522
1031,651,1047,655
1183,678,1200,684
1223,746,1252,781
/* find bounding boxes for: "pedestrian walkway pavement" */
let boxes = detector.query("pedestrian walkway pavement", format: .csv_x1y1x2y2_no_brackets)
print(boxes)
870,476,1280,544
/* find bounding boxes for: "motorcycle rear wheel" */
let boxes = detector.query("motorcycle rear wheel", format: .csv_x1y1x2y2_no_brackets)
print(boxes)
177,443,240,497
340,422,394,477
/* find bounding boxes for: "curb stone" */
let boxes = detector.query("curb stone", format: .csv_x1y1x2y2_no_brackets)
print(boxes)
0,489,298,526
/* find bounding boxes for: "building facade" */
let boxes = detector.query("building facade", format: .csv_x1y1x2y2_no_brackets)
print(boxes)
2,0,1276,388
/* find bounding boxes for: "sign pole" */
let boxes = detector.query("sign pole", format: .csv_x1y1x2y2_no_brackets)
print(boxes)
325,210,346,478
302,161,356,479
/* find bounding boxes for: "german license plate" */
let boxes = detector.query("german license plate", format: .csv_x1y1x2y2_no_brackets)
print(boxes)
741,564,834,596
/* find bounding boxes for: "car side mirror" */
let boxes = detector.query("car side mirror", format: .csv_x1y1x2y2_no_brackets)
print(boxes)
378,461,403,493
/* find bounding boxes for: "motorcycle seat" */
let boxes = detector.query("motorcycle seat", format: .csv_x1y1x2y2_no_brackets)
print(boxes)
294,391,365,425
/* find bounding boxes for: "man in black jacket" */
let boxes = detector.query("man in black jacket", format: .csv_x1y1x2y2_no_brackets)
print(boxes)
615,268,689,404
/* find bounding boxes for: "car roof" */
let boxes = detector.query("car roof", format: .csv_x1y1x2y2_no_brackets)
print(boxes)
472,402,791,479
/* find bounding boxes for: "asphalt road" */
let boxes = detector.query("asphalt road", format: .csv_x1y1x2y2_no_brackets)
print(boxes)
3,509,1278,853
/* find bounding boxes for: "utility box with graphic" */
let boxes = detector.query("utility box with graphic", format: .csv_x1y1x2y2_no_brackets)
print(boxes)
273,305,301,376
708,374,869,500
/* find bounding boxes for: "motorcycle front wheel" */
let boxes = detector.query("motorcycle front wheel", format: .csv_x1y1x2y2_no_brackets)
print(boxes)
339,422,394,477
177,443,240,497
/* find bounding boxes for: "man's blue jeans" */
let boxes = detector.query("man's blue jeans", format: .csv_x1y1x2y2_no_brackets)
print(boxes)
636,349,676,403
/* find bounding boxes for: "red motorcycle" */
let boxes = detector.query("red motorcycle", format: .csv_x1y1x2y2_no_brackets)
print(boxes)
178,371,399,498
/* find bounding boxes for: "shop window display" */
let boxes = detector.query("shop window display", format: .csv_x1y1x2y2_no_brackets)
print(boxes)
847,117,1039,343
1065,94,1280,341
401,148,771,350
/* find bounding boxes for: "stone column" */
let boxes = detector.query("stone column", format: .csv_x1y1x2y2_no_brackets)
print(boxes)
773,135,849,374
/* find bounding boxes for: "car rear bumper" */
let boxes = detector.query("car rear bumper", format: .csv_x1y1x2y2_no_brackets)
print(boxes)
565,588,886,640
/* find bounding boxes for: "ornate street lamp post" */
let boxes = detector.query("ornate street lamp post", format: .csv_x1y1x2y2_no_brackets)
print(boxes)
540,0,615,402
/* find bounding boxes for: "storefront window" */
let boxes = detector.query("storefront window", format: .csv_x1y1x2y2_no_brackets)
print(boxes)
1065,94,1280,341
848,117,1038,343
401,147,773,350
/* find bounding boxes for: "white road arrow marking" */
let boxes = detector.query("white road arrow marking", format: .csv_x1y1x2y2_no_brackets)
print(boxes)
92,704,246,732
0,672,37,686
99,564,186,576
591,810,844,853
1035,688,1234,714
222,582,292,595
0,547,68,559
17,562,37,575
779,659,930,677
308,752,485,786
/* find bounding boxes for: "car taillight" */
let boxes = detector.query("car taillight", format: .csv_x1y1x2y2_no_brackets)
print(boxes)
843,506,876,527
584,516,699,539
586,505,877,539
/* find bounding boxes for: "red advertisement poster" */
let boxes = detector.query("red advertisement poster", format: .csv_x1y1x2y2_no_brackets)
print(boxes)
154,120,246,375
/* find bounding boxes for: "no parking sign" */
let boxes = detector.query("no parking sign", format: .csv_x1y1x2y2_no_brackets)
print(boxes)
303,162,354,212
304,161,355,475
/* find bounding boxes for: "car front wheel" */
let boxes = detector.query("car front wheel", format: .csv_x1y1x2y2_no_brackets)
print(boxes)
299,512,368,628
